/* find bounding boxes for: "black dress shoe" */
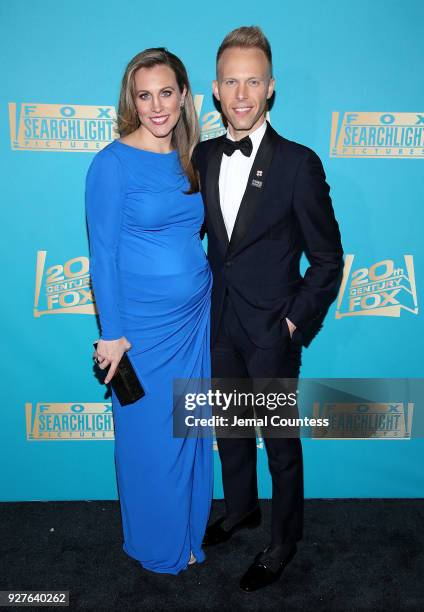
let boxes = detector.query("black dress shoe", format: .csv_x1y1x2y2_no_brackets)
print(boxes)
239,545,297,592
202,507,261,546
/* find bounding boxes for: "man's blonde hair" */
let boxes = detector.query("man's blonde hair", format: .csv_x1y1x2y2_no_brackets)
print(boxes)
216,26,273,76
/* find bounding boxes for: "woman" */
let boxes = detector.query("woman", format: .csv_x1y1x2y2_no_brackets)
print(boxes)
85,48,213,574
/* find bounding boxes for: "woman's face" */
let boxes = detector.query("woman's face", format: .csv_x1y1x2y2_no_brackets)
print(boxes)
133,64,186,141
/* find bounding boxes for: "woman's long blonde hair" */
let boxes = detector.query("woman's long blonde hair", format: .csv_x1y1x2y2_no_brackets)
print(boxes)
117,48,200,193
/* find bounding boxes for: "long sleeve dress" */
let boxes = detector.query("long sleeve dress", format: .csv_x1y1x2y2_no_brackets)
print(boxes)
85,139,213,574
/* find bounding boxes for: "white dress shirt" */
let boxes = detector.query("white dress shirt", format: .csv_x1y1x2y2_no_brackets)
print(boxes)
219,120,267,240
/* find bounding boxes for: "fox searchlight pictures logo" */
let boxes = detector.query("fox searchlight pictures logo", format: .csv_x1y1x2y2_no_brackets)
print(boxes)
330,112,424,158
312,402,413,439
9,98,268,149
336,255,418,319
25,403,114,440
9,102,117,152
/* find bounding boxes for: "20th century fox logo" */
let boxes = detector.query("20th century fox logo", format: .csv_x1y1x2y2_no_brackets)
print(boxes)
194,95,226,141
330,112,424,158
8,103,117,151
336,255,418,318
34,251,96,317
195,94,270,141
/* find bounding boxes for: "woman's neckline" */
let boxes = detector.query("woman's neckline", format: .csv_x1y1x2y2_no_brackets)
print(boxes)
115,139,177,156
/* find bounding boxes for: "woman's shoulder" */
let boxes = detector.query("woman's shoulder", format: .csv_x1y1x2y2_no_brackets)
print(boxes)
87,140,123,176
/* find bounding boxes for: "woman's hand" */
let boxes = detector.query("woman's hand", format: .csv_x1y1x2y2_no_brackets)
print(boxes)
93,337,132,385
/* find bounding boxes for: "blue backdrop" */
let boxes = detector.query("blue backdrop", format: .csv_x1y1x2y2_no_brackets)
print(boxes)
1,0,423,501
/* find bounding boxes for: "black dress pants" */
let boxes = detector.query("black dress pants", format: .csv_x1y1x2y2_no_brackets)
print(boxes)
211,294,304,555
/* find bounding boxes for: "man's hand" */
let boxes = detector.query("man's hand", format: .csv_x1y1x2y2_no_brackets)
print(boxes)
285,318,297,339
93,337,132,384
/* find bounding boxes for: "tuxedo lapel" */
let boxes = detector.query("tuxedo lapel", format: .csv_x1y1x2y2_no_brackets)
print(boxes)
204,137,229,253
228,122,280,256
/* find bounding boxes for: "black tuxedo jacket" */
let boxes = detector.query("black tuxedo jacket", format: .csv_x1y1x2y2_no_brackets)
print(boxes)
193,121,344,349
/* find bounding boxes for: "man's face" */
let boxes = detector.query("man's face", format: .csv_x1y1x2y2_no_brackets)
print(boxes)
213,46,275,139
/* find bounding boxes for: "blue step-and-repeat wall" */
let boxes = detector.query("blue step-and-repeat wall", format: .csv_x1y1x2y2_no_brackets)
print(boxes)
1,0,423,500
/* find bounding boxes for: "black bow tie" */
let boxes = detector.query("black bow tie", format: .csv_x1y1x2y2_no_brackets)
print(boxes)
222,135,253,157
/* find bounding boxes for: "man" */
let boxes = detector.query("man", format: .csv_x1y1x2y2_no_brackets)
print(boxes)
193,26,343,592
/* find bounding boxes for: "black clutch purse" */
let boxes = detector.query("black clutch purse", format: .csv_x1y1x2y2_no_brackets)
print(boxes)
93,341,145,406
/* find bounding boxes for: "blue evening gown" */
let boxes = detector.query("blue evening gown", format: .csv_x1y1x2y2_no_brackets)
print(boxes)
85,139,213,574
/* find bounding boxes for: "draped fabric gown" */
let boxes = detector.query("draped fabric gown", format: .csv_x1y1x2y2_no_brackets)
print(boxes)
85,139,213,574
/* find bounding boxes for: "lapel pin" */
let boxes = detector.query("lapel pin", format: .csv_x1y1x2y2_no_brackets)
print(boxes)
256,170,263,177
251,179,263,188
